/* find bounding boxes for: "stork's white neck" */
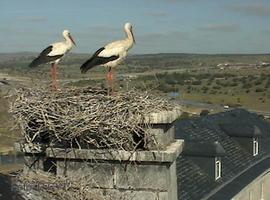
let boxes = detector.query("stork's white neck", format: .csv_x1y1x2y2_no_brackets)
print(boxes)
63,34,73,49
63,34,71,43
124,27,135,48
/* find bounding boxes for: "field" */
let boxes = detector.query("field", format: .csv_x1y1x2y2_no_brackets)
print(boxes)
0,52,270,154
132,68,270,111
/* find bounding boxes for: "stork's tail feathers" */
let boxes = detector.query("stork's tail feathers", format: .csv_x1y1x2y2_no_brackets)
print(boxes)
29,45,63,68
29,57,41,68
80,59,97,74
80,47,120,74
80,55,119,74
80,47,105,74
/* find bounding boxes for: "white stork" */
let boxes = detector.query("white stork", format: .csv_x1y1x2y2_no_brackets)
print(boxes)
80,22,135,91
29,30,76,90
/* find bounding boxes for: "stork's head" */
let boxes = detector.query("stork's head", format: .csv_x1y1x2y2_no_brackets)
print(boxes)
124,23,135,44
62,30,76,46
124,23,132,30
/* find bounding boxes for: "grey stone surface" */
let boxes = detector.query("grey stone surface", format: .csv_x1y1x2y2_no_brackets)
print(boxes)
45,139,183,200
46,140,184,163
57,160,115,188
116,163,169,190
23,155,44,173
45,140,182,199
147,123,175,149
88,188,161,200
55,158,178,198
168,161,178,200
159,192,169,200
142,108,182,124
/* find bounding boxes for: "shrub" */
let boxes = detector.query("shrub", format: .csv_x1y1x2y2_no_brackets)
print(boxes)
254,80,262,85
192,80,202,85
213,85,221,90
229,82,238,87
242,83,252,89
255,88,264,93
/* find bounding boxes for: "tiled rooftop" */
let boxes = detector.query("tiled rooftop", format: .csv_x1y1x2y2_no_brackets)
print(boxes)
175,109,270,200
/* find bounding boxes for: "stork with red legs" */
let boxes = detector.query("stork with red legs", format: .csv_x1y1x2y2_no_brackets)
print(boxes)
80,22,135,94
29,30,76,90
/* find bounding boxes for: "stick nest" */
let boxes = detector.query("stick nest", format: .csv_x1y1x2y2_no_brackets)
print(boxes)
9,87,174,151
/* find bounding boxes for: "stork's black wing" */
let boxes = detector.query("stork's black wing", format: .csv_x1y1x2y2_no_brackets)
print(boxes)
29,46,63,68
80,47,119,74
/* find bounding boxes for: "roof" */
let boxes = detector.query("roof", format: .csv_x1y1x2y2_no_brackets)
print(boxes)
182,141,226,157
175,109,270,200
219,123,263,138
207,155,270,200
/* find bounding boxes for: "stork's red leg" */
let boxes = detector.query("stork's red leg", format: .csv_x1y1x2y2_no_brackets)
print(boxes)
50,63,58,91
106,67,114,95
106,71,112,82
54,64,60,90
110,68,115,94
50,64,56,90
50,65,54,81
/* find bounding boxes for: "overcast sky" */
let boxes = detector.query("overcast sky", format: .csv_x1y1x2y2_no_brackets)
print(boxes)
1,0,270,54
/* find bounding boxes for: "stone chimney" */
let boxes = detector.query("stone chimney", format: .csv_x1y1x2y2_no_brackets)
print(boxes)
15,109,183,200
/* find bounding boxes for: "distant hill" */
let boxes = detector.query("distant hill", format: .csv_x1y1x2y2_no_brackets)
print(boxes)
0,52,270,72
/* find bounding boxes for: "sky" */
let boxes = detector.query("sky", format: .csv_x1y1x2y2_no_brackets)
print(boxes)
1,0,270,54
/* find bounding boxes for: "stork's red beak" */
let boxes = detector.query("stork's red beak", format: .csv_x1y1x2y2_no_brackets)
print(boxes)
69,34,76,46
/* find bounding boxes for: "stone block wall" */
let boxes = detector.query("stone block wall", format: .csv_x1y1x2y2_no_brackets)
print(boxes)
45,139,183,200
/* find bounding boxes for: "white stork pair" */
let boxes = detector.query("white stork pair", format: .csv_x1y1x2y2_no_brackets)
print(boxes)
29,23,135,91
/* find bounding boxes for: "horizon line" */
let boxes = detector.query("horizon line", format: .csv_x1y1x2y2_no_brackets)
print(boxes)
0,51,270,56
